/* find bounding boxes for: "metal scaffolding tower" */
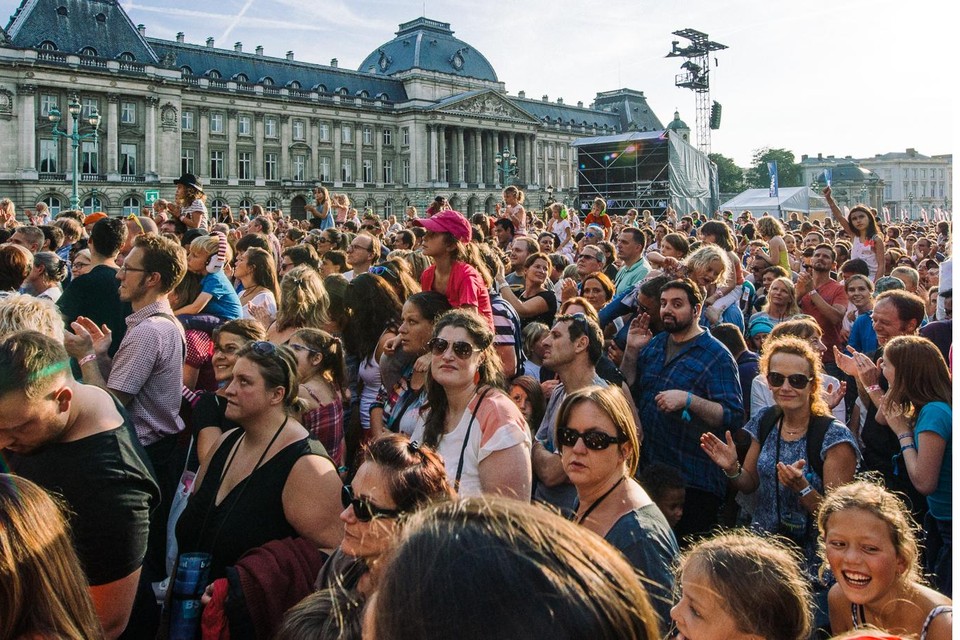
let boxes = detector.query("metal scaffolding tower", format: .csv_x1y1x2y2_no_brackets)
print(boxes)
665,28,727,154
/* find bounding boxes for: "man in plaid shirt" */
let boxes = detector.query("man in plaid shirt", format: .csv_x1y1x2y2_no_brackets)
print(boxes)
624,278,743,545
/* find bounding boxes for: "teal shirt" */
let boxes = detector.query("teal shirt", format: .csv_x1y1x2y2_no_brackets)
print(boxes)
916,401,952,520
614,257,650,296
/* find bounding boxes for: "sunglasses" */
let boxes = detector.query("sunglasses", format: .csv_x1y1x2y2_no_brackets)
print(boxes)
288,343,320,355
576,253,600,261
766,371,812,390
427,337,481,359
341,484,402,522
556,425,627,451
250,340,278,356
361,225,378,231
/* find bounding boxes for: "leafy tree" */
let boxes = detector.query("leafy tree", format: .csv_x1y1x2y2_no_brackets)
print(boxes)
709,153,744,194
744,148,802,189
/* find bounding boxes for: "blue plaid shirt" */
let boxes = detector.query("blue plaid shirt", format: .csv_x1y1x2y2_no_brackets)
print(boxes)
632,330,744,498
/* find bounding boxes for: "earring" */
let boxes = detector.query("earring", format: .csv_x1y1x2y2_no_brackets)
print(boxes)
474,370,481,385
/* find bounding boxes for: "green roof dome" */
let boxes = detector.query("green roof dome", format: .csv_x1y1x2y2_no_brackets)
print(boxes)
665,110,688,131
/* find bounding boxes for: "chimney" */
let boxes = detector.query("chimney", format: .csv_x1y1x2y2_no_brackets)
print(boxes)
137,23,145,37
577,101,583,108
286,51,294,61
206,37,214,48
234,41,242,52
330,58,338,67
517,90,525,98
907,148,917,156
176,32,185,43
255,45,264,56
801,154,808,161
817,153,822,159
541,94,548,102
557,97,563,104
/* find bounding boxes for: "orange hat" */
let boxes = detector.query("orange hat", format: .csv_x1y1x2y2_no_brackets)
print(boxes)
84,212,108,226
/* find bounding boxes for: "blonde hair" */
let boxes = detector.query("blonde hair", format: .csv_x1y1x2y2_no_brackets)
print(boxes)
760,336,830,416
757,216,785,239
682,244,729,288
190,233,233,264
276,266,330,332
763,276,801,317
0,293,65,342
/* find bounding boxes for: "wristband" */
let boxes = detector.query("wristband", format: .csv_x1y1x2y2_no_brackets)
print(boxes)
681,392,693,422
866,384,882,393
78,353,97,367
799,485,815,498
724,462,742,480
900,443,917,454
897,433,915,441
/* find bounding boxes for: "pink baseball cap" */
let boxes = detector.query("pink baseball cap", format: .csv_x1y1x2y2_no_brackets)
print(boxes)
412,209,472,243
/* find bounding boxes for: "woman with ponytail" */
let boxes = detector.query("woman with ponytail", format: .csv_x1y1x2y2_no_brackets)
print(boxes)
289,328,348,467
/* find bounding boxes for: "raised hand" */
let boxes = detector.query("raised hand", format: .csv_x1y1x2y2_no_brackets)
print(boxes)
833,345,859,378
625,313,653,353
823,380,847,409
776,459,808,492
64,317,112,359
699,430,739,475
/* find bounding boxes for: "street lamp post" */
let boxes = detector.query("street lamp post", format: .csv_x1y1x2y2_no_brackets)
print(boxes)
494,147,518,187
860,185,868,207
48,95,101,211
908,192,914,221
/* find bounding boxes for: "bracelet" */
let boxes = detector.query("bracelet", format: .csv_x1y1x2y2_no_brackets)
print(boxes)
897,433,915,441
78,353,97,367
724,462,742,480
866,384,882,393
681,392,693,422
799,485,815,498
901,443,917,453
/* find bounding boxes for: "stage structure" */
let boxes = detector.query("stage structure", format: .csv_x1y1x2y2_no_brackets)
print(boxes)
572,130,719,217
665,28,727,154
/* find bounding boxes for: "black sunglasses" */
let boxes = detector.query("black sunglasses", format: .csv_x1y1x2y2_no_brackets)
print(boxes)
427,337,481,359
250,341,277,356
341,484,402,522
766,371,812,390
556,425,627,451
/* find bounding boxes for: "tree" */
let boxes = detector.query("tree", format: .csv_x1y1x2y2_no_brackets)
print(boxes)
709,153,744,194
744,148,802,190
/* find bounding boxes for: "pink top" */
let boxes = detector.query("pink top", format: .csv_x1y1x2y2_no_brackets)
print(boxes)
421,261,494,329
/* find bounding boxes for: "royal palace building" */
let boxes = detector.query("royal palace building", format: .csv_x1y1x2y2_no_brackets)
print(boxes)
0,0,665,219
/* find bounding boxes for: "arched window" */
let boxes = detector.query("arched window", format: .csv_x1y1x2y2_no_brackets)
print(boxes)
336,87,348,96
82,195,103,214
42,195,62,216
180,65,193,75
259,77,274,86
122,196,140,216
375,92,389,101
95,13,106,23
265,199,281,212
383,199,393,216
356,90,369,98
118,52,135,62
313,84,327,93
79,46,97,57
238,198,255,212
233,73,249,82
210,198,227,212
38,40,58,51
287,80,301,89
206,69,221,79
56,6,67,16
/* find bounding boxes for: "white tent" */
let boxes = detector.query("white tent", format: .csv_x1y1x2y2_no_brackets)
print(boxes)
719,187,829,220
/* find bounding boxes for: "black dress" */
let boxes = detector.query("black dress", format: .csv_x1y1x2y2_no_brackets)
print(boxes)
175,428,327,580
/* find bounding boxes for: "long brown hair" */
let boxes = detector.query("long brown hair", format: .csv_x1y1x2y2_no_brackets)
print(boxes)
244,247,280,301
421,309,505,448
882,335,951,420
0,474,105,640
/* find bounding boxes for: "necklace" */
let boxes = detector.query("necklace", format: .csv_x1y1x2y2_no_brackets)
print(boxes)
575,476,625,525
240,285,263,299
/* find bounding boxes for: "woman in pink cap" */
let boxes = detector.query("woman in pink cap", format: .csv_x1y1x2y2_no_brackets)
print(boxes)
413,209,494,328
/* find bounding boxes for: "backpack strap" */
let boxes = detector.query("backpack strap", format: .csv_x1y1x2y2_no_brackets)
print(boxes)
757,404,832,481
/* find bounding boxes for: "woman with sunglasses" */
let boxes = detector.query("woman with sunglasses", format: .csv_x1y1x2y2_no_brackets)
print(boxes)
176,341,344,583
313,434,454,601
701,336,858,568
556,385,678,627
410,309,531,498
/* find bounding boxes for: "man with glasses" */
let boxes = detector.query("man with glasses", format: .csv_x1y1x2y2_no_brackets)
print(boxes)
532,313,613,514
343,232,380,281
64,233,188,588
559,244,605,302
626,278,743,544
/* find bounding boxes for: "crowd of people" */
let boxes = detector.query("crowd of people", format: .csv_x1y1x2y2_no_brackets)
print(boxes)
0,174,952,640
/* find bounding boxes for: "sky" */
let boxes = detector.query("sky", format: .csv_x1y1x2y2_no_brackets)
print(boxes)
4,0,955,168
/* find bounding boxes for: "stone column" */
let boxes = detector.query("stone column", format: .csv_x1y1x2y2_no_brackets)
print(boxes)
355,121,363,184
555,141,562,191
226,109,238,182
332,120,342,186
474,129,483,185
456,127,465,185
375,124,383,186
197,107,212,181
254,114,265,183
145,96,159,177
567,141,574,190
310,118,321,180
107,94,121,176
429,125,438,183
527,134,535,186
437,125,450,184
17,84,37,174
279,115,290,180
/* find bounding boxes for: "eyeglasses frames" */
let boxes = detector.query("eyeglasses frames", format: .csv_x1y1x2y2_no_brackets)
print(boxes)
766,371,812,390
426,337,481,359
341,484,402,522
556,425,627,451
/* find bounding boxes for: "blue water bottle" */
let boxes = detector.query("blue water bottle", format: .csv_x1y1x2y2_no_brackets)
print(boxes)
169,552,212,640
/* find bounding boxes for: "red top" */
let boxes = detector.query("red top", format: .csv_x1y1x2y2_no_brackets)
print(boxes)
421,261,494,329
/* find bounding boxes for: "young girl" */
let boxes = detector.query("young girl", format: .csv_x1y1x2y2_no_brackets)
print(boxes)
754,216,792,272
671,530,812,640
333,193,350,225
547,202,574,259
826,186,884,282
820,481,952,640
496,186,527,235
173,173,208,230
176,233,243,323
289,328,347,467
699,220,746,325
306,186,333,231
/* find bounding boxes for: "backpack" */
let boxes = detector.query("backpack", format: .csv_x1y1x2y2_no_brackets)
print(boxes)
755,405,834,480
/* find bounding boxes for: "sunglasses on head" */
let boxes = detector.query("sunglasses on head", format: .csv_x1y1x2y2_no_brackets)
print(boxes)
556,425,627,451
426,337,481,359
766,371,812,390
250,340,277,356
341,484,402,522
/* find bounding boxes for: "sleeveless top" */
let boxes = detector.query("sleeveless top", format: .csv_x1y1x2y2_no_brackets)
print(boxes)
851,236,880,280
852,603,952,640
175,428,328,580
